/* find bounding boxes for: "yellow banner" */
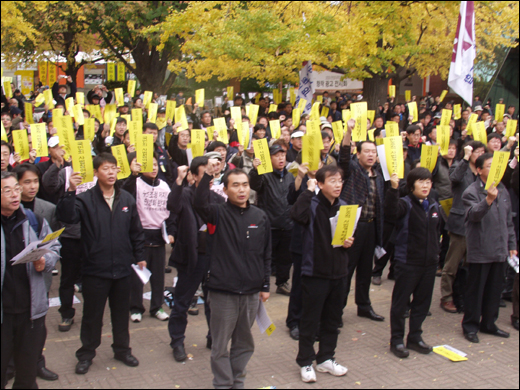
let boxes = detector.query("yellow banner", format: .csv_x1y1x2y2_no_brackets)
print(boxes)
270,120,281,139
440,109,452,127
195,89,205,107
292,107,301,128
467,113,478,135
12,130,30,160
143,91,153,109
231,106,242,126
405,90,411,102
43,89,54,109
165,100,176,122
306,120,324,150
297,98,307,111
486,151,510,190
289,88,296,106
385,122,400,137
217,129,229,144
53,108,63,119
56,116,75,159
131,108,143,129
342,109,351,122
104,104,117,125
367,110,375,126
122,114,131,124
332,205,359,246
74,91,84,107
136,133,154,172
453,104,461,120
47,62,57,86
408,101,418,122
24,102,34,124
110,118,117,136
321,106,329,119
439,198,453,217
65,97,75,117
207,126,215,142
253,138,273,175
437,125,450,156
214,117,227,132
506,119,517,138
175,106,188,130
127,80,136,97
301,135,320,171
238,122,250,148
106,63,116,81
128,121,140,146
332,121,344,144
384,136,404,178
473,122,487,144
115,88,124,107
439,90,448,102
34,93,45,107
156,117,167,130
83,118,95,141
495,103,505,121
111,144,131,180
71,140,94,184
420,144,438,173
1,123,7,142
31,124,48,158
249,104,259,125
39,62,48,85
191,129,205,158
310,102,321,121
351,102,368,142
73,104,84,125
148,103,158,123
269,104,277,114
117,62,126,82
389,85,396,98
227,86,234,99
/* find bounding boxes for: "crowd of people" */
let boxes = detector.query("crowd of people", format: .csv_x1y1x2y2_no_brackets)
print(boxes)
1,78,519,388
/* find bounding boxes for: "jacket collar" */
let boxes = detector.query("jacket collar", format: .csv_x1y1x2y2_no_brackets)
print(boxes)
227,200,250,213
94,182,121,202
317,190,339,208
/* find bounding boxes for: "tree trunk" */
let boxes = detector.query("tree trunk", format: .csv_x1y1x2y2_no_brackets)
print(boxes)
363,74,390,111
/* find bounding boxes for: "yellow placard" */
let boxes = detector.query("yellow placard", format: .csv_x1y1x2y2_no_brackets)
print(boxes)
214,117,227,132
71,140,94,184
24,102,34,124
408,101,418,122
368,129,375,142
238,122,250,148
439,198,453,217
156,117,167,130
104,104,117,125
83,118,96,142
486,151,510,190
207,126,215,142
76,92,84,107
56,116,75,159
122,114,131,124
110,117,118,136
384,136,404,178
136,133,154,172
89,104,102,123
454,104,461,120
310,102,321,121
270,120,281,139
506,119,517,138
321,106,329,119
269,104,277,114
34,93,45,107
217,128,229,144
143,91,153,109
111,144,131,180
385,122,400,137
73,105,84,125
31,124,48,157
191,129,205,158
41,227,65,244
301,134,321,172
306,120,324,150
165,100,176,122
175,106,189,131
249,104,259,125
495,103,505,122
332,121,344,143
148,103,158,123
332,205,359,246
317,95,323,103
106,62,116,81
115,88,124,107
405,90,411,102
132,108,143,129
124,81,135,101
473,122,487,144
65,97,75,117
342,109,351,122
3,81,12,99
432,346,467,362
1,122,7,142
195,89,205,107
289,88,296,106
53,108,63,119
367,110,375,126
389,85,396,98
297,98,307,111
441,109,452,127
231,106,242,127
227,86,234,99
12,129,30,160
43,89,54,109
253,138,273,175
467,113,478,135
437,125,451,156
351,102,368,142
439,90,448,102
128,121,140,146
292,108,301,128
420,144,438,173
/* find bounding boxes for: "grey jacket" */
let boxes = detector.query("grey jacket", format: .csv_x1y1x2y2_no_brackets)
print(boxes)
463,179,516,263
35,197,59,231
445,159,477,235
1,205,61,323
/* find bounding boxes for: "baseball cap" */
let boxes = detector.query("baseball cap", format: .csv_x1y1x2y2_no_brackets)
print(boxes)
48,136,60,148
158,107,166,114
321,122,332,130
433,112,442,119
204,151,222,161
474,105,483,111
269,144,285,155
291,131,304,139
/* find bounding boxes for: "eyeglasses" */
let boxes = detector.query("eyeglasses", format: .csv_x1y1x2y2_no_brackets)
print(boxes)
2,186,23,196
327,179,344,186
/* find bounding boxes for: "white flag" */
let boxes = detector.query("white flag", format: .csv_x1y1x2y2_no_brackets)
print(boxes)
448,1,476,106
295,61,315,114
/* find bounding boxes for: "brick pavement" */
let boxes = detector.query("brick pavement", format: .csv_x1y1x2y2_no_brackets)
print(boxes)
30,250,519,389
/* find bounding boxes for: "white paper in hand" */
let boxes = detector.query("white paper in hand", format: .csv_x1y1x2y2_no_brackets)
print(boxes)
377,144,391,181
508,255,519,273
132,264,152,284
256,301,276,336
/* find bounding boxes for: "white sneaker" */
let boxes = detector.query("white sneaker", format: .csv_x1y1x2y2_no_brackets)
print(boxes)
130,313,142,323
316,359,348,376
155,308,169,321
301,365,316,383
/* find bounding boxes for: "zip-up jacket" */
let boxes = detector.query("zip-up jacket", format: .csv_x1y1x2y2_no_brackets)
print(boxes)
384,188,441,267
194,173,271,294
56,183,146,279
445,159,477,235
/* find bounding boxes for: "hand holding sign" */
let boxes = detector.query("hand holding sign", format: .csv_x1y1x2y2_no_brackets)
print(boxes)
342,237,355,249
486,182,498,205
69,172,82,192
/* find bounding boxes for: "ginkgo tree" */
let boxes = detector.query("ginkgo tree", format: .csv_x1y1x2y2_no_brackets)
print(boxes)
153,1,519,108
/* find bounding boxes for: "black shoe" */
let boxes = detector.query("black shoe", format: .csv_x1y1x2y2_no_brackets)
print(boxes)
173,345,187,362
290,326,300,341
499,299,507,308
358,308,385,322
37,366,59,381
512,318,519,331
390,344,409,358
58,317,74,332
188,298,199,316
165,266,172,274
464,332,479,343
407,340,432,354
75,360,92,375
427,311,432,316
387,273,395,281
481,328,510,338
206,338,212,349
403,310,410,318
114,353,139,367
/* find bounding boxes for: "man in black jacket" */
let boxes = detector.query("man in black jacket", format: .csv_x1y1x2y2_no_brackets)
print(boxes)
52,76,77,108
56,153,146,375
194,167,271,389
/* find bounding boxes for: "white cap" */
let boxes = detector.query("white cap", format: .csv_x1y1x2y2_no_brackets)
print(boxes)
48,136,60,148
291,131,304,138
321,122,332,130
357,95,363,101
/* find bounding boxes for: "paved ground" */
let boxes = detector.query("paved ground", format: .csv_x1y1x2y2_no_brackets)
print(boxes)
27,248,519,389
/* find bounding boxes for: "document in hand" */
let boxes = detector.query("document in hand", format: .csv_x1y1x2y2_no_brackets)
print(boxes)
10,228,65,266
132,264,152,285
330,206,362,247
256,301,276,336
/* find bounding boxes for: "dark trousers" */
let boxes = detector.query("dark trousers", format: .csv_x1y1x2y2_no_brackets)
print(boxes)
286,252,303,329
168,254,211,348
272,229,293,286
462,262,506,335
438,219,450,269
390,263,437,345
1,312,46,389
513,273,519,321
130,245,166,316
345,221,376,310
297,276,347,367
372,222,395,277
59,237,83,319
76,275,131,362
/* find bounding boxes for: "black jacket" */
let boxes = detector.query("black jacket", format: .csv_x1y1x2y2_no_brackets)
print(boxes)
249,167,294,230
52,81,77,108
56,184,145,279
194,173,271,295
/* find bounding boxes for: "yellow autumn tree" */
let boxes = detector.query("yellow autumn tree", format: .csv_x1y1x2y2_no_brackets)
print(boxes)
1,1,39,55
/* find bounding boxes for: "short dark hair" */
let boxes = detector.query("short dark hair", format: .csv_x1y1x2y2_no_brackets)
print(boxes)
190,156,209,176
1,140,13,154
93,153,117,170
321,131,332,141
143,122,159,132
373,128,383,138
1,112,12,119
406,125,421,135
83,109,91,117
222,168,249,188
475,152,494,170
207,141,227,152
316,165,344,184
201,110,212,118
487,133,502,142
116,117,127,125
356,141,376,154
277,103,287,111
407,167,432,193
467,140,486,152
267,112,279,120
253,124,266,133
12,163,40,181
1,171,17,181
